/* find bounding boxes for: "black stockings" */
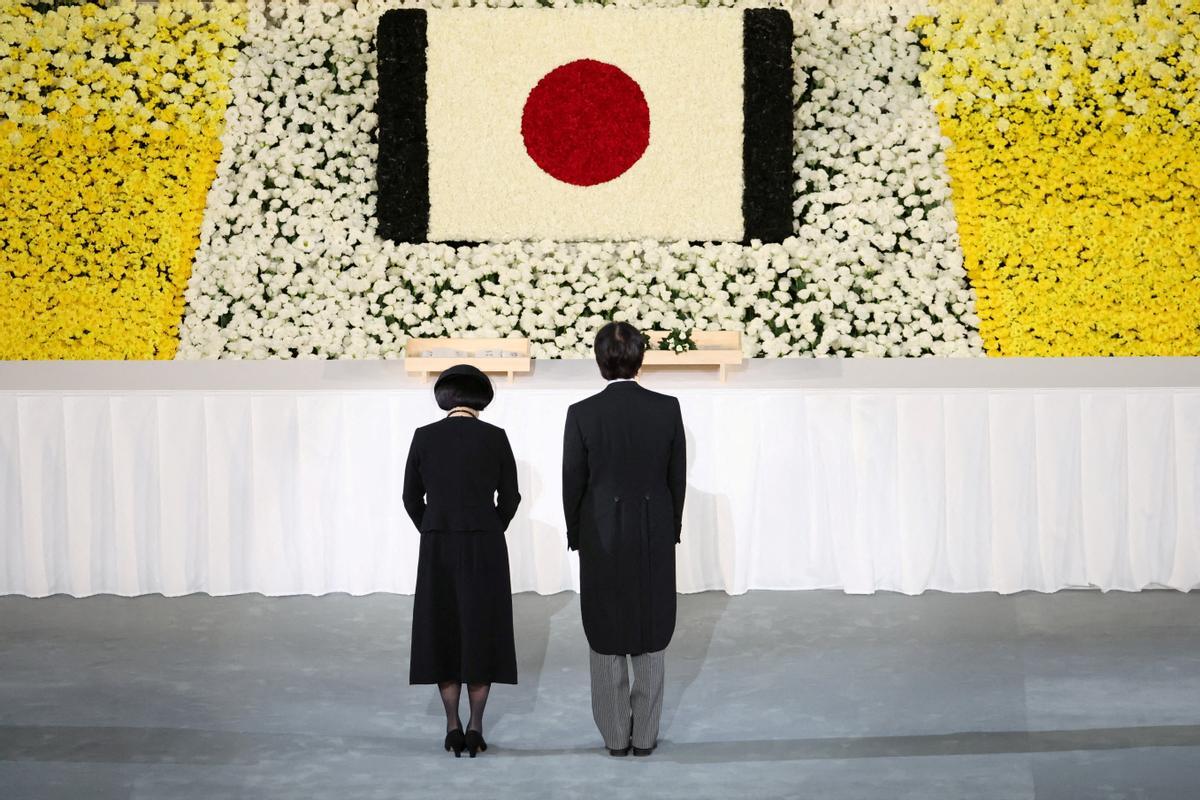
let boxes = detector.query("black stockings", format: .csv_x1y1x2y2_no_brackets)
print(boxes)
437,681,461,732
467,683,490,733
437,681,492,733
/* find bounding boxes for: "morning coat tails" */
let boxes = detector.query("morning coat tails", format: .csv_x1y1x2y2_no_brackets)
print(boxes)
562,380,686,656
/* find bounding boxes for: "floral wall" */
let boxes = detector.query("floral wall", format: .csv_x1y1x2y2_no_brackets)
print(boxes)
1,0,1196,360
0,0,243,358
914,0,1200,356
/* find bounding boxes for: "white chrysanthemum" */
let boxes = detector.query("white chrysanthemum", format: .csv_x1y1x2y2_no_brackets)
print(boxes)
178,0,982,359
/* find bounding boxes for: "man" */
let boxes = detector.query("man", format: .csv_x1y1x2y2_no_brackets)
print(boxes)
562,321,687,757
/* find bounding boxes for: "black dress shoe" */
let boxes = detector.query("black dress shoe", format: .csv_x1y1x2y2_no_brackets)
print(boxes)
464,729,487,758
632,742,656,757
607,745,631,757
444,729,465,757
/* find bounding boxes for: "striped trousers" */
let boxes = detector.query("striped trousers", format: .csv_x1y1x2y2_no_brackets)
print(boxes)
588,647,666,750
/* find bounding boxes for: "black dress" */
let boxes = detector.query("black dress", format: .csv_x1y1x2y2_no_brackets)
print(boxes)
562,381,687,656
403,415,521,685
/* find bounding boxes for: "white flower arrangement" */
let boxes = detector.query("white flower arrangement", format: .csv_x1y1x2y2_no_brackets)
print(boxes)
178,0,982,359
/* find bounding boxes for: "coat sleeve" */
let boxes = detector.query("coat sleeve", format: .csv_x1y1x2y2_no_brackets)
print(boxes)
496,430,521,531
668,398,687,543
562,406,588,552
402,431,426,531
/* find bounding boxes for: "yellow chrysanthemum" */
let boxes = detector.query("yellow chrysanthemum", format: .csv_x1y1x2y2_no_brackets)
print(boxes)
0,0,244,359
914,0,1200,356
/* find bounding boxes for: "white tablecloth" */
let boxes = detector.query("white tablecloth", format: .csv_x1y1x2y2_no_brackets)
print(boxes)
2,359,1199,597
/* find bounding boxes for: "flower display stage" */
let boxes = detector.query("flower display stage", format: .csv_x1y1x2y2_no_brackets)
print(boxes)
4,0,1196,360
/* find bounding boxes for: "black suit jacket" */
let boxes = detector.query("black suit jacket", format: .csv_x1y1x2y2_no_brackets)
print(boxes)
403,417,521,534
562,380,686,655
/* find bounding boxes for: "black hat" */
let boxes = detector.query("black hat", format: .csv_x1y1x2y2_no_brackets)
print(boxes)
433,364,495,411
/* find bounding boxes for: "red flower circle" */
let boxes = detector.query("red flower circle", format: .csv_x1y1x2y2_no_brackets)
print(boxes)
521,59,651,187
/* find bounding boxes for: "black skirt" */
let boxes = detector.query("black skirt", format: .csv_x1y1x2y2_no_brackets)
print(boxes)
409,531,517,685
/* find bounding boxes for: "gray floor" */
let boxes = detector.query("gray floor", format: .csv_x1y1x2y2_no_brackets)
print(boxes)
1,591,1199,800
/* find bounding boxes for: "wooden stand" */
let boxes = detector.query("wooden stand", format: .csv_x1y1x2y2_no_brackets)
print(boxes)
641,330,743,383
404,338,532,383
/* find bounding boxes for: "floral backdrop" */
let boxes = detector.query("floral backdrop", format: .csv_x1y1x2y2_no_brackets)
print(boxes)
1,0,1196,360
914,0,1200,356
0,0,243,358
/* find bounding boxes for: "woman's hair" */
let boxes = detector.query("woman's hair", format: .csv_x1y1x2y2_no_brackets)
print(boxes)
594,321,645,380
434,372,493,411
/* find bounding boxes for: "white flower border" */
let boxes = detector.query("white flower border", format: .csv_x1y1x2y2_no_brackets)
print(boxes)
179,0,983,359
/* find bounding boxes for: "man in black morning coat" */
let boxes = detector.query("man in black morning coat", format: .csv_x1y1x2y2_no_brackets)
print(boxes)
562,321,687,757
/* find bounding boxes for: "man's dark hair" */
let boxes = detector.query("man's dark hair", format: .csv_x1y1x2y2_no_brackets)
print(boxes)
434,374,493,411
594,321,645,380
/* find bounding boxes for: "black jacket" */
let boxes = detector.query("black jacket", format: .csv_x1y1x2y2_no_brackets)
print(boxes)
403,416,521,534
562,380,686,655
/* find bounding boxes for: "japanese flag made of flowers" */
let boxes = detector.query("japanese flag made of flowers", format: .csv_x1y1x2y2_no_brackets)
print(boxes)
376,8,793,244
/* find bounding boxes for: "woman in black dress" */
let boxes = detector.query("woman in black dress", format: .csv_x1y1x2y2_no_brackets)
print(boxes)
403,364,520,758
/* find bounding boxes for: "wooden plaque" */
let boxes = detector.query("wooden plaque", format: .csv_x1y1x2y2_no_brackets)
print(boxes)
404,338,532,383
641,330,744,382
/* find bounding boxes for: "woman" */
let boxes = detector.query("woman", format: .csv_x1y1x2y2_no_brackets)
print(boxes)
403,364,520,758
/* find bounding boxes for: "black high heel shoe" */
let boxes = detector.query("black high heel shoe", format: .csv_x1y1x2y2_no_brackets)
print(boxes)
464,729,487,758
444,729,465,757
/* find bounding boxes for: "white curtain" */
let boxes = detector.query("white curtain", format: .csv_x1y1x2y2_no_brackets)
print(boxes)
2,385,1198,597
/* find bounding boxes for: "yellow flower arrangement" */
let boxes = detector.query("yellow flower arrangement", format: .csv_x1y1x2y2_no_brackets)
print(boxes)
0,0,243,359
913,0,1200,356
